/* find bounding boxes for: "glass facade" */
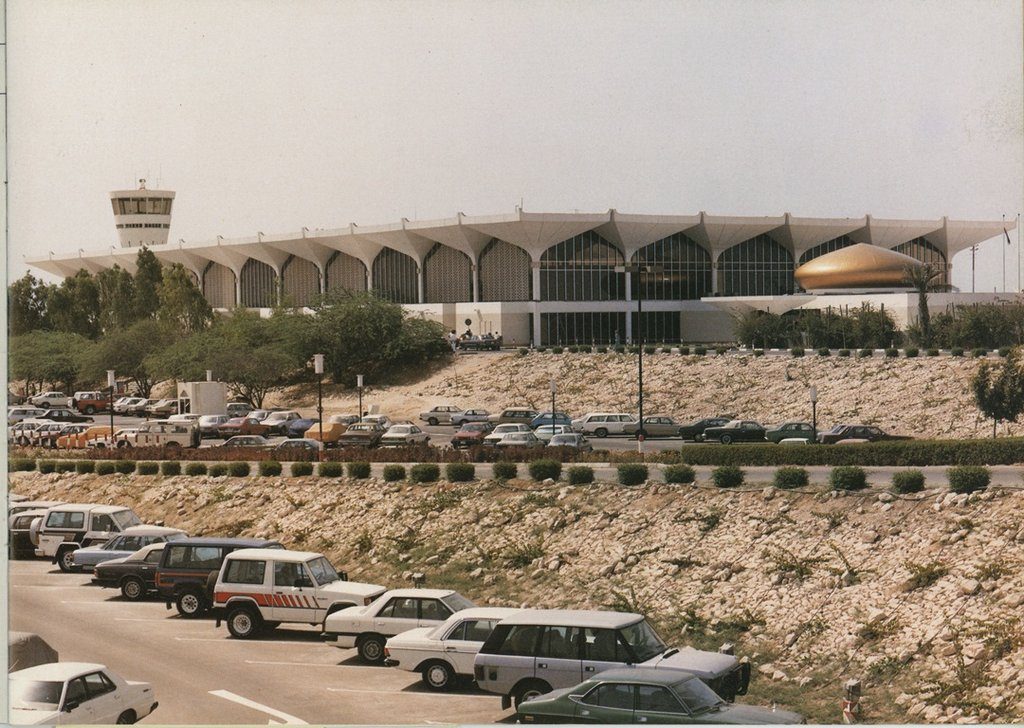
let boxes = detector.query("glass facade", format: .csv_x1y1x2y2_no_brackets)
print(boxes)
325,251,367,293
240,259,277,308
203,262,235,309
479,239,531,301
894,238,948,285
111,197,173,215
798,235,855,266
424,243,472,303
717,234,794,296
631,233,711,300
372,248,419,304
540,312,626,346
541,231,625,301
631,311,682,343
281,256,320,307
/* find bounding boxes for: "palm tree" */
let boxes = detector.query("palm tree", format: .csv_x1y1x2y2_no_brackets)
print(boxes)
904,263,945,348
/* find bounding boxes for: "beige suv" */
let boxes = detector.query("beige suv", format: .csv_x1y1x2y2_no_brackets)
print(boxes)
571,412,636,438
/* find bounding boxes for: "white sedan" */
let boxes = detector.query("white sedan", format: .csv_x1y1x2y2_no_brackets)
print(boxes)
380,424,431,447
482,423,531,446
384,607,520,690
9,662,158,724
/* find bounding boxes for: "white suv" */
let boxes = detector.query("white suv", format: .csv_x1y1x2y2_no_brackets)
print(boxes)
212,548,386,639
35,503,143,572
29,391,67,408
571,412,636,438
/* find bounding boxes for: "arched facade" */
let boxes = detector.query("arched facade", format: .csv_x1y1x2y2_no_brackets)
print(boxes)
203,262,236,309
895,237,948,285
372,248,418,304
325,251,367,294
717,234,794,296
281,256,320,307
424,243,472,303
541,231,625,301
798,235,855,266
479,239,531,301
240,258,277,308
631,232,711,300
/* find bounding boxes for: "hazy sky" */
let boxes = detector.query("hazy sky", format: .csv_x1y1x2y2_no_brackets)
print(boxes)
7,0,1023,291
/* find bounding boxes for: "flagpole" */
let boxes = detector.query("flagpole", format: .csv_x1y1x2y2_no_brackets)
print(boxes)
1002,214,1006,292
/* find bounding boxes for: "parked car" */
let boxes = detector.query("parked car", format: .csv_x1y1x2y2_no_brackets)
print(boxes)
496,431,542,448
9,421,48,446
419,405,465,426
475,610,750,710
117,419,200,449
146,399,179,417
248,408,285,422
262,410,304,435
702,420,767,444
38,408,93,424
273,438,323,455
7,406,46,425
212,548,386,639
483,423,532,446
384,607,521,690
381,424,430,447
198,414,231,438
765,422,816,444
126,398,159,417
113,396,147,415
286,417,319,438
326,588,476,663
9,662,159,725
533,424,572,442
167,413,201,425
530,412,574,430
92,542,169,600
336,423,386,448
489,408,540,425
52,424,94,448
328,414,361,426
225,402,252,418
58,425,114,449
70,391,109,415
571,412,636,438
88,428,138,449
71,526,187,571
360,414,393,429
156,537,283,618
35,503,143,572
28,391,67,408
622,416,689,439
221,435,270,448
548,433,594,451
217,417,272,438
304,416,350,447
9,505,60,559
678,417,733,441
34,421,68,448
451,422,494,448
457,333,502,351
818,424,912,445
450,409,491,426
516,667,801,725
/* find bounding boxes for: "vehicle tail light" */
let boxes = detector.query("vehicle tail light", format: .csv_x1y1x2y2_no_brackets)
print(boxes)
474,665,485,681
383,647,390,657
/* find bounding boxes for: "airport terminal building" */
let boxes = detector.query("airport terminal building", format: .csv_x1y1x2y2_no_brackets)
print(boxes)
28,185,1019,344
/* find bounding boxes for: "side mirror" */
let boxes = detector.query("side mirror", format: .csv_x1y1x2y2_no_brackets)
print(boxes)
568,694,584,703
64,699,80,712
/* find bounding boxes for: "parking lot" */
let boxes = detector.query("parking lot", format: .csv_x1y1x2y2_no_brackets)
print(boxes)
10,560,510,724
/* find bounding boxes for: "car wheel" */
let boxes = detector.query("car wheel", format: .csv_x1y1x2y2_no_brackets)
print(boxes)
594,428,608,438
357,634,386,663
721,434,733,445
120,576,146,601
227,606,262,639
18,436,29,446
84,405,95,415
117,440,130,449
175,589,206,618
115,710,137,724
422,661,455,691
165,441,181,450
428,417,439,426
513,680,552,708
57,549,80,573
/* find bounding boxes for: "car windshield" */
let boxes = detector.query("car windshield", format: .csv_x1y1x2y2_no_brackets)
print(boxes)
441,592,475,612
348,424,372,431
673,676,724,713
550,435,573,444
620,618,668,662
112,510,141,529
9,678,64,710
306,556,340,585
463,424,487,432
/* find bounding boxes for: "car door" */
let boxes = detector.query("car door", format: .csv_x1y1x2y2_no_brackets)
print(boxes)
60,677,97,724
534,625,582,690
82,671,122,724
139,547,163,587
445,618,501,675
575,682,635,723
375,596,421,635
634,683,690,724
417,598,454,628
580,627,630,679
270,560,318,622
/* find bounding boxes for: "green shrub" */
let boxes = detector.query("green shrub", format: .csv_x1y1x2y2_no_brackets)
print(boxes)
891,470,925,494
291,461,313,477
259,460,282,476
678,346,691,355
566,465,594,484
229,461,251,477
410,463,440,483
382,464,406,482
318,461,343,478
184,462,207,476
712,465,744,488
535,346,547,353
9,458,36,472
617,463,648,485
161,461,182,476
663,463,696,484
517,347,529,357
613,345,625,354
715,346,728,355
951,347,964,357
528,459,562,482
773,466,808,489
55,461,76,474
75,460,95,474
445,462,476,482
926,348,940,356
37,459,56,474
567,345,579,353
694,346,707,355
493,461,517,481
972,348,988,358
96,461,116,475
858,348,873,358
347,461,372,479
644,345,657,355
753,349,764,357
885,348,899,358
838,349,851,357
947,465,989,493
627,345,640,354
790,347,805,357
551,346,564,354
998,347,1011,357
904,348,919,358
830,465,867,491
136,461,159,475
817,347,831,357
114,460,136,475
208,463,229,477
596,346,608,354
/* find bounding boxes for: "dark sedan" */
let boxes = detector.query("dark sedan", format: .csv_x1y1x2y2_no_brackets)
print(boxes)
39,408,93,424
702,420,767,444
286,417,319,438
451,422,493,449
217,417,272,438
818,424,912,445
336,423,386,448
765,422,816,443
678,417,732,441
92,542,168,601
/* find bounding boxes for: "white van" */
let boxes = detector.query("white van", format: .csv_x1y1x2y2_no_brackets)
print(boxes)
571,413,637,438
118,419,200,449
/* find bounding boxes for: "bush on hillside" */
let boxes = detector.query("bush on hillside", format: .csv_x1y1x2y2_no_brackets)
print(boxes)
318,462,343,478
96,461,116,475
529,459,562,482
566,465,594,484
55,461,76,474
618,463,648,485
445,462,475,482
663,464,696,484
773,466,808,489
75,460,95,474
9,458,35,472
493,461,517,481
347,461,371,479
712,466,744,488
291,461,313,477
382,464,406,482
947,466,989,493
891,470,925,494
208,463,229,477
114,460,136,475
228,462,250,477
161,461,182,476
830,466,867,491
184,462,207,476
410,463,440,483
259,460,282,476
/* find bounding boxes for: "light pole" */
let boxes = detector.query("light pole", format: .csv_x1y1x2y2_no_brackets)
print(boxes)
314,354,325,461
106,370,116,443
616,263,664,456
549,379,556,427
809,385,818,442
357,374,364,419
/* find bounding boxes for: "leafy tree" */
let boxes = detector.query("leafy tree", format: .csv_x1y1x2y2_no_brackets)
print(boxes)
80,320,173,397
8,272,51,335
9,331,92,393
46,269,100,337
972,349,1024,437
133,247,163,319
929,303,1024,349
158,263,214,333
96,265,137,332
904,263,945,347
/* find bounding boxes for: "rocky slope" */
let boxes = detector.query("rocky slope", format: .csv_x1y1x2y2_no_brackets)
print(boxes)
13,470,1024,723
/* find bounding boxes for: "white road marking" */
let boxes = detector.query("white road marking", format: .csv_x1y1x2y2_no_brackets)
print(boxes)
209,689,308,725
244,659,339,667
326,687,496,700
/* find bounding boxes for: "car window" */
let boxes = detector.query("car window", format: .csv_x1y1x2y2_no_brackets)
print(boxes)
83,672,116,698
112,510,141,529
537,625,579,659
419,598,451,621
119,536,143,552
637,685,685,713
378,597,417,619
868,427,883,436
494,624,540,656
582,682,634,709
273,561,304,587
144,550,163,564
167,545,222,569
224,559,266,585
457,619,499,642
104,536,124,551
46,511,85,529
65,677,89,704
581,628,627,662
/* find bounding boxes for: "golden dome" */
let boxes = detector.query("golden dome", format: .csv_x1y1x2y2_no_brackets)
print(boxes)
795,243,923,290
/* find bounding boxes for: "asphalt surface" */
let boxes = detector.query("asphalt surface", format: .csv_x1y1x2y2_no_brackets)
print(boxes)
9,560,511,725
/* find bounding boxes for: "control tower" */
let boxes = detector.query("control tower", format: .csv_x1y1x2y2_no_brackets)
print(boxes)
109,179,175,248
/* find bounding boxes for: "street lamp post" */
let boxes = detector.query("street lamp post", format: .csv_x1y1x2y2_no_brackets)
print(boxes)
809,385,818,442
357,374,364,419
617,263,663,456
106,370,116,443
314,354,325,461
549,379,556,427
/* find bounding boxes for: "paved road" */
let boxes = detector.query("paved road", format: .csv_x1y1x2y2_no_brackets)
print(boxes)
9,561,510,725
